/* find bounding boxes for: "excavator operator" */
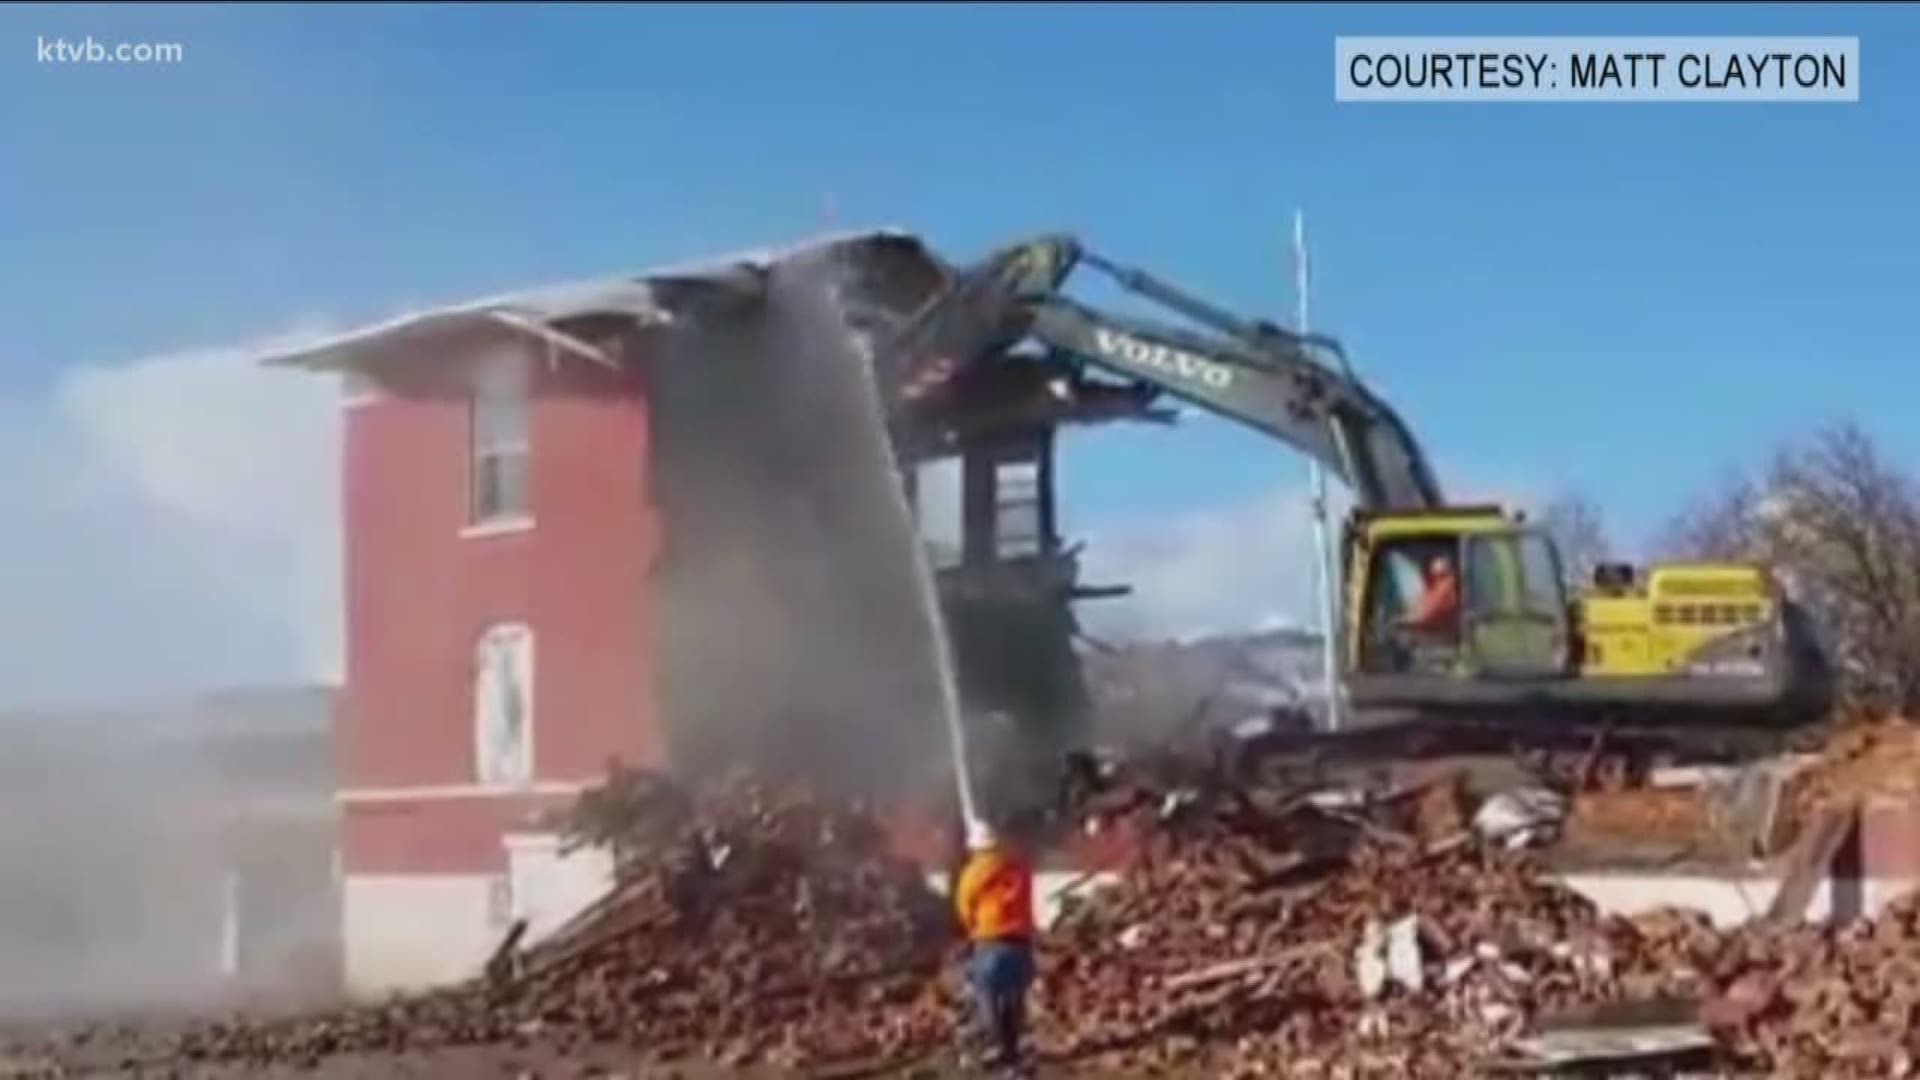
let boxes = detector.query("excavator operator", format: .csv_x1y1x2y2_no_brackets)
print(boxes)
1400,553,1460,635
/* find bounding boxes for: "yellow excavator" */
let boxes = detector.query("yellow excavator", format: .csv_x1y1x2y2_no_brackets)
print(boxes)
879,235,1834,764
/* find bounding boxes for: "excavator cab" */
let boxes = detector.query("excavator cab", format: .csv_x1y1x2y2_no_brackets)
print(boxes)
1347,506,1832,732
1348,509,1577,711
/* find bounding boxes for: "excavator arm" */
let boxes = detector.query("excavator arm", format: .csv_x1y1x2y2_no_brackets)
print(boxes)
884,235,1444,511
880,233,1834,757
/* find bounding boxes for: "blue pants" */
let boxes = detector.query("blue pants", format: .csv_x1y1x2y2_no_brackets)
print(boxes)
966,938,1034,1065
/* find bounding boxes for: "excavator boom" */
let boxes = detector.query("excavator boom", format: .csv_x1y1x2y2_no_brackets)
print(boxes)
881,233,1833,763
887,236,1443,510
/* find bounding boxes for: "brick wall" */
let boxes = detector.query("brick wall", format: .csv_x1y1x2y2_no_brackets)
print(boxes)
338,331,663,875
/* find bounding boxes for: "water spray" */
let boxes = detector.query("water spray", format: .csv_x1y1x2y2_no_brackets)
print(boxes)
773,251,984,832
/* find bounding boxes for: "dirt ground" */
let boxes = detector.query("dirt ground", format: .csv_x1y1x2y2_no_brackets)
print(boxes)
0,1044,1007,1080
0,1024,1017,1080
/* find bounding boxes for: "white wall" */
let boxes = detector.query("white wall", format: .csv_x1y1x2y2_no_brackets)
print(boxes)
342,836,617,997
1559,870,1919,929
504,832,615,944
342,875,501,996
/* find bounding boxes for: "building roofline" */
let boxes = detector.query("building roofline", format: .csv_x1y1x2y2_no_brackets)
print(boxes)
260,227,933,376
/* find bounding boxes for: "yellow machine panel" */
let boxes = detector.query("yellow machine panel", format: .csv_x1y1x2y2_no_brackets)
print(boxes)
1576,593,1663,677
1577,564,1777,680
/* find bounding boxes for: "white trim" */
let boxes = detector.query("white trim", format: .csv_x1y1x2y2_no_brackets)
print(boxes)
474,622,535,788
502,831,564,853
459,515,536,540
487,311,616,368
343,871,502,884
335,780,593,805
258,228,919,374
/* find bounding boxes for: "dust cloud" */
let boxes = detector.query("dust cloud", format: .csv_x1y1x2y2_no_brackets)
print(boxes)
0,342,342,1021
642,249,970,810
0,239,968,1022
0,689,338,1021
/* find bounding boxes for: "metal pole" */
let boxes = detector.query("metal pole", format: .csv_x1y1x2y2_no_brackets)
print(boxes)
1295,211,1345,733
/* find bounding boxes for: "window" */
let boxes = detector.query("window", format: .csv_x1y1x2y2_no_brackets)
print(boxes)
1464,535,1510,616
474,623,534,787
993,458,1044,560
1366,540,1456,625
1461,533,1570,675
470,358,530,526
1359,538,1460,673
913,458,964,571
1462,533,1566,619
1517,534,1566,615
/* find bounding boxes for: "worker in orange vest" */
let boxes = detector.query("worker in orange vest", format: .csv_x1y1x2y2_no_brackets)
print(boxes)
1401,552,1461,633
954,817,1037,1076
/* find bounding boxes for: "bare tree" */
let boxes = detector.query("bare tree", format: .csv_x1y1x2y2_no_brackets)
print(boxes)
1661,423,1920,715
1535,490,1613,590
1658,470,1765,560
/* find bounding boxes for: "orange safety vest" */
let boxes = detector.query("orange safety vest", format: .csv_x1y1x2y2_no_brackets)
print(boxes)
954,847,1036,942
1406,570,1460,630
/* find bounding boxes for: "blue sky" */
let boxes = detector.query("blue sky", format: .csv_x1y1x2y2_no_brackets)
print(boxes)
0,3,1913,699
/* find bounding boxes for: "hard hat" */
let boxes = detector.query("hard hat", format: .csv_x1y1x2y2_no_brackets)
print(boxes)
964,818,998,851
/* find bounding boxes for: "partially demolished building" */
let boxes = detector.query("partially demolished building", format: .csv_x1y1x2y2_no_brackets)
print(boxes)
269,230,1150,991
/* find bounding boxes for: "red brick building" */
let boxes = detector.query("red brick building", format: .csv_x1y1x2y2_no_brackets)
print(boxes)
271,231,1156,992
272,232,962,992
322,329,659,989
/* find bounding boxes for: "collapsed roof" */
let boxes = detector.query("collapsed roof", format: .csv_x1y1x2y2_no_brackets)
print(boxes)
256,228,954,375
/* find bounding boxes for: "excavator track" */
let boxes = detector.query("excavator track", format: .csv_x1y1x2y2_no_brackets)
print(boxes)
1216,705,1832,796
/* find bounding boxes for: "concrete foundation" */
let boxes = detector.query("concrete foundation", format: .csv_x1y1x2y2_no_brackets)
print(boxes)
342,874,503,995
342,832,616,997
1559,797,1920,929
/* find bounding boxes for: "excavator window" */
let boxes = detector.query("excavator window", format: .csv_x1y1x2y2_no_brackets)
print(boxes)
1360,537,1464,674
1359,530,1570,678
1458,530,1571,677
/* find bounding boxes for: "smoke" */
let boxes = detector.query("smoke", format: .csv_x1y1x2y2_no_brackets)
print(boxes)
0,686,340,1020
1074,482,1338,643
0,337,341,1016
0,332,341,710
641,253,959,805
1064,455,1542,644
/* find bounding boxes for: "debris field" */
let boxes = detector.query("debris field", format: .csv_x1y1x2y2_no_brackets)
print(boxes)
12,723,1920,1078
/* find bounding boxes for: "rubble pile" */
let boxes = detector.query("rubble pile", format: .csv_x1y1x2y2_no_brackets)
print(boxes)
28,732,1920,1077
1029,767,1699,1078
1782,717,1920,828
1561,784,1723,861
157,772,959,1073
1554,719,1920,865
1700,890,1920,1078
1035,748,1920,1078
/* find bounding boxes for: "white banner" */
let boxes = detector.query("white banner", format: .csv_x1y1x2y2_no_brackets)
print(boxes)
1336,37,1859,103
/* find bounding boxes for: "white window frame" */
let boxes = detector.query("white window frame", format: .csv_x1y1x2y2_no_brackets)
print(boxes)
466,353,533,535
473,622,535,789
993,458,1044,560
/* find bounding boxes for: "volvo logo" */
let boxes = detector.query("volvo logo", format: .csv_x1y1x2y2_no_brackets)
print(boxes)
1093,328,1235,390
